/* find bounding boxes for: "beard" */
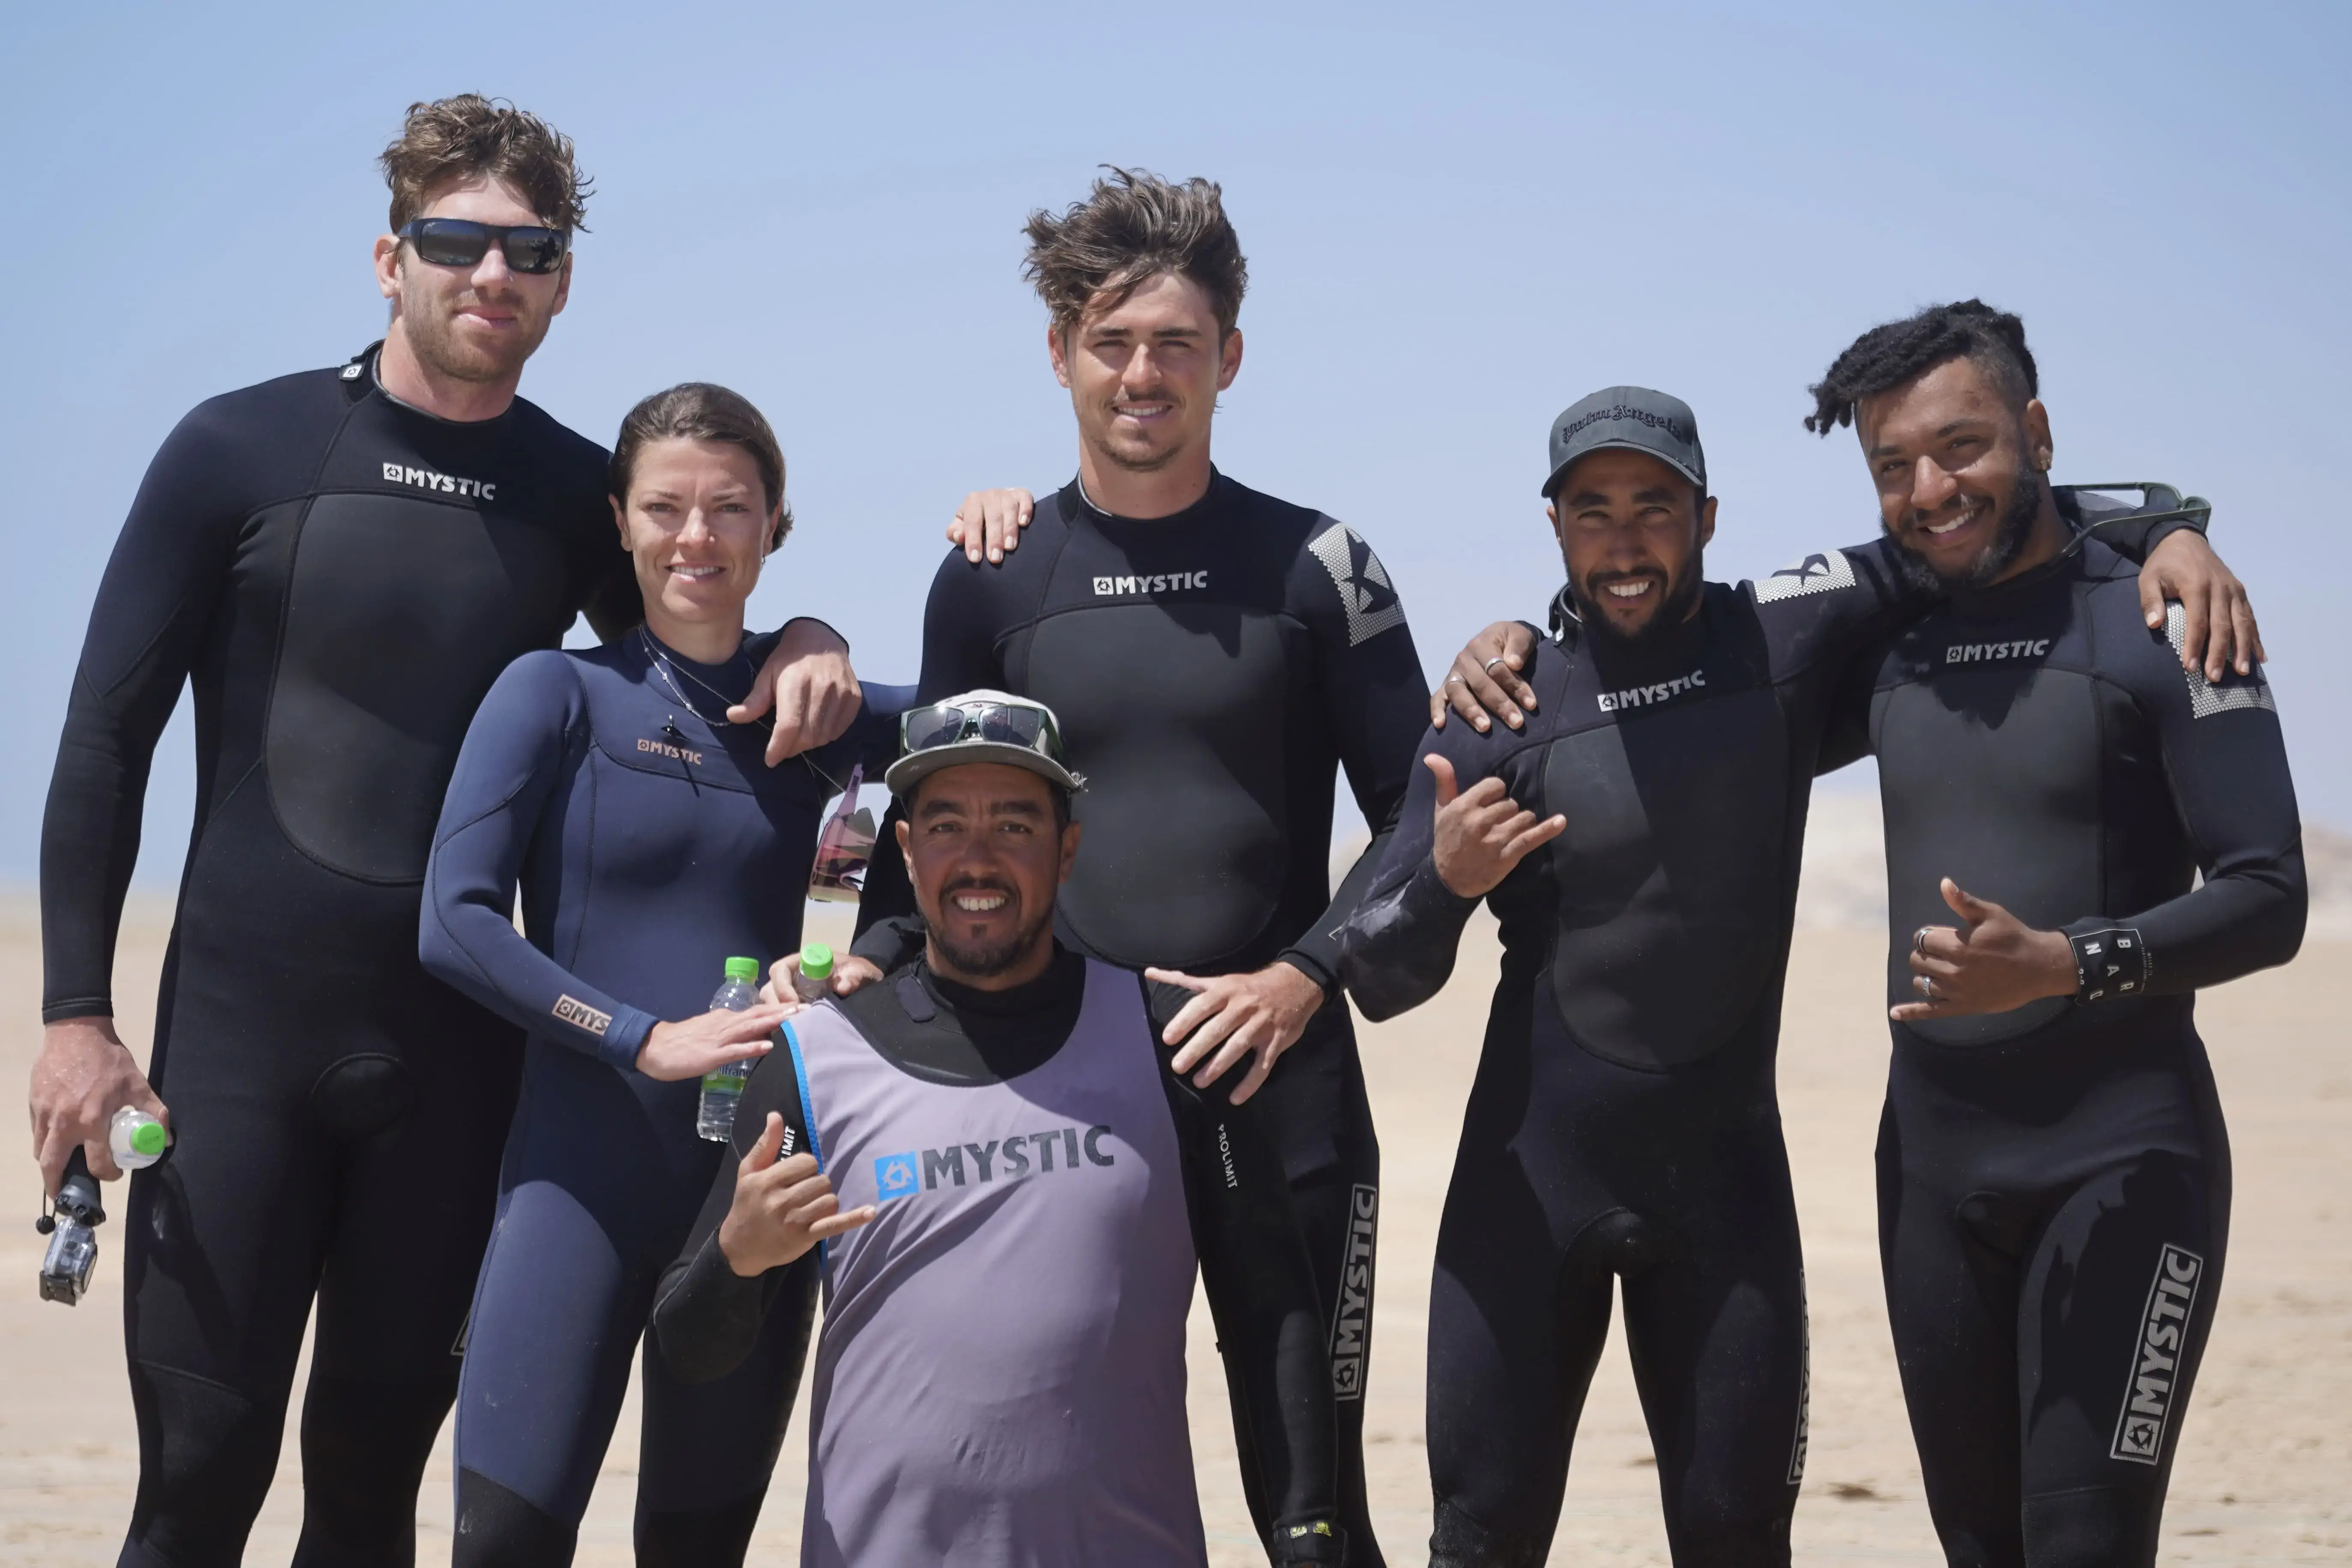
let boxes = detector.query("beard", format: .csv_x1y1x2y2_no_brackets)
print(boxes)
396,277,550,385
1570,550,1705,651
927,882,1056,978
1890,465,2042,594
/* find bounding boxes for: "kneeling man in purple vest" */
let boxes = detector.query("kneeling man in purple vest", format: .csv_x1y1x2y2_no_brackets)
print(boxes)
653,690,1345,1568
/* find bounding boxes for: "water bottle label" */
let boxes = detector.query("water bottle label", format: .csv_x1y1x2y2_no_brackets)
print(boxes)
702,1071,748,1094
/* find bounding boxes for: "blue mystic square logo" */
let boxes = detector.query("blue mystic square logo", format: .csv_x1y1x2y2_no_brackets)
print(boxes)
873,1152,919,1203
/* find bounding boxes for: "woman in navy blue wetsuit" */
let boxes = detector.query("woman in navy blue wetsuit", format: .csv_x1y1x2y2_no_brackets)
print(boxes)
420,383,905,1565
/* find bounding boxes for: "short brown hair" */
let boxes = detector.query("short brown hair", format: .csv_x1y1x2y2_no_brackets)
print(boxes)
380,95,591,235
1022,167,1247,337
610,384,792,550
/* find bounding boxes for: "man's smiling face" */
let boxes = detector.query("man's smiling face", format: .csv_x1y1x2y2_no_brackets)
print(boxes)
1856,354,2052,587
1548,448,1716,644
898,763,1079,987
1049,270,1239,478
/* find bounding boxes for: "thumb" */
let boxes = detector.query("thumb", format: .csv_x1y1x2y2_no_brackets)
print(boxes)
1941,877,1995,928
1424,752,1459,808
742,1110,784,1172
726,668,775,724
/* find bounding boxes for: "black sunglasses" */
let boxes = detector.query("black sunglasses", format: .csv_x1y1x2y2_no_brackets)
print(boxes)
900,699,1064,759
396,218,569,275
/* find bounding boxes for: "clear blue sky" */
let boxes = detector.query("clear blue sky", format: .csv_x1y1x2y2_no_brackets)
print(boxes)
4,0,2346,888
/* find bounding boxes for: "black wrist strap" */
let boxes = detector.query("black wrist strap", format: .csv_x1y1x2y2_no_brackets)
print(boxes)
2069,926,2151,1002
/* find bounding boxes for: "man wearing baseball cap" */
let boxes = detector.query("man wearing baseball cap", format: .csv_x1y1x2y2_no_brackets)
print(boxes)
1337,387,2251,1565
652,691,1345,1567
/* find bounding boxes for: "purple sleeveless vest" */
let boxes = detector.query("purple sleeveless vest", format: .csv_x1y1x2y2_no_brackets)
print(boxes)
783,959,1206,1568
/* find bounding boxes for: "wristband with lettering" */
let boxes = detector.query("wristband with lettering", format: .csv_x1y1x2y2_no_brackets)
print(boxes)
2069,926,2151,1002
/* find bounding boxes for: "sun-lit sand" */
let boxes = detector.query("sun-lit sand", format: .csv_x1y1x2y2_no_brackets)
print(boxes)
4,808,2346,1562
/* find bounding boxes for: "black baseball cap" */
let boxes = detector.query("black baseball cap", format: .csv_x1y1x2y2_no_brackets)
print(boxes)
1542,386,1707,499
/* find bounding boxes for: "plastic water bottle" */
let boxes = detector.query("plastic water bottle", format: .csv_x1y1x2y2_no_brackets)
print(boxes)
110,1109,170,1171
791,943,836,1003
696,956,764,1142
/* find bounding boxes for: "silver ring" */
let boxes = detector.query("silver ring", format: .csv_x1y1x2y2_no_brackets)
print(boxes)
1447,674,1466,685
1913,925,1934,956
1914,974,1937,1000
1483,656,1511,675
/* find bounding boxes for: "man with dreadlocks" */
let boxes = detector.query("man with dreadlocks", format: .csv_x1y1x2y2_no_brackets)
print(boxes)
1801,300,2305,1567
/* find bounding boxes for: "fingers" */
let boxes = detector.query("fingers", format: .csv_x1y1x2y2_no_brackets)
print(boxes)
34,1122,69,1199
742,1111,786,1172
726,679,774,726
85,1134,123,1184
2178,587,2210,678
1888,1001,1938,1022
720,1003,795,1042
1424,753,1459,809
1454,656,1524,733
832,957,884,996
981,491,1033,564
2228,587,2261,676
807,1205,878,1240
2140,569,2164,632
1227,1046,1278,1107
1170,1001,1245,1076
1428,689,1448,729
1437,669,1489,730
951,492,987,561
1501,815,1568,864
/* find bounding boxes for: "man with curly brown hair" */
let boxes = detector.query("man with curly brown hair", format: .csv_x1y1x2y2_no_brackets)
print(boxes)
30,95,861,1566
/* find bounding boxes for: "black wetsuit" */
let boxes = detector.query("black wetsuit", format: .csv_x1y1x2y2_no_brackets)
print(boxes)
40,343,636,1567
850,473,1428,1564
1833,536,2302,1567
1339,500,2193,1567
649,948,1346,1565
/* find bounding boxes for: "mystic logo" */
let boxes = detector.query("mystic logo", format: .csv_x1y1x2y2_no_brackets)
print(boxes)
873,1123,1117,1203
1787,1270,1810,1484
552,994,611,1037
1093,571,1209,597
1945,638,2050,664
1329,1184,1379,1400
1597,669,1706,713
2111,1244,2204,1464
380,461,497,500
637,736,705,767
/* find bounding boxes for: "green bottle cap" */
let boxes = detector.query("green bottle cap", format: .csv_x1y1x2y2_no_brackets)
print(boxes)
800,943,835,980
724,956,761,982
129,1119,168,1157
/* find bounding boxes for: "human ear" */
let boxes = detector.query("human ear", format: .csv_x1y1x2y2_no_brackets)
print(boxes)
1697,495,1718,549
2021,399,2054,473
1048,324,1072,390
1057,820,1083,884
610,494,631,550
1215,328,1243,391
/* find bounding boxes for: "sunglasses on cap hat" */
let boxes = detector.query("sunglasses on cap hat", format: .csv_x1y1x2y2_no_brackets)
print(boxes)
396,218,570,275
899,694,1066,760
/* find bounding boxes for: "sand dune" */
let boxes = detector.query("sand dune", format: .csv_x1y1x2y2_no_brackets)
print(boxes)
2,893,2344,1564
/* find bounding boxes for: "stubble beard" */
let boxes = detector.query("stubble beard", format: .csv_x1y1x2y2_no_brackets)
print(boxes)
1891,465,2043,594
397,275,547,387
1574,551,1705,652
929,898,1056,980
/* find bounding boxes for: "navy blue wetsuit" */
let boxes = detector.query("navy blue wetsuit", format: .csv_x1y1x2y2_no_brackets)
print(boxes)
420,629,905,1567
40,344,639,1568
1833,537,2302,1568
1340,498,2194,1568
850,473,1430,1566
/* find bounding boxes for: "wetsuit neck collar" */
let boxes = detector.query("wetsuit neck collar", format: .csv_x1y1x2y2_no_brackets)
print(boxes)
1551,578,1713,669
636,624,757,711
353,340,521,432
1064,469,1227,528
917,944,1085,1020
1947,540,2090,617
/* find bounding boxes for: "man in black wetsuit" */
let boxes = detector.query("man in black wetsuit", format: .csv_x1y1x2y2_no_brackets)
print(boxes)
849,170,1425,1565
1801,301,2304,1567
30,98,858,1566
1342,384,2256,1568
654,696,1344,1564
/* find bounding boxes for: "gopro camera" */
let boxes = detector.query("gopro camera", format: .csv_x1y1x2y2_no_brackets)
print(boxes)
36,1148,106,1305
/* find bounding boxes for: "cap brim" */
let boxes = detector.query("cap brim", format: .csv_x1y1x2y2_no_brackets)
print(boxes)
1542,439,1706,498
883,742,1085,797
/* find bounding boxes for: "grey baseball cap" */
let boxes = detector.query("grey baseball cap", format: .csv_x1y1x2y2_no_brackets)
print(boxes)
883,689,1087,798
1542,386,1707,498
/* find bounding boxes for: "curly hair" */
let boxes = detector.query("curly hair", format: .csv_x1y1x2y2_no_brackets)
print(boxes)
380,95,591,235
1022,167,1247,336
610,384,792,550
1804,299,2038,435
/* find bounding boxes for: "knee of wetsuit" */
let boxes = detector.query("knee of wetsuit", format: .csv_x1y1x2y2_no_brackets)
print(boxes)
1587,1210,1666,1278
294,1372,453,1564
307,1053,415,1141
124,1360,282,1568
454,1467,577,1568
1667,1508,1794,1568
2021,1485,2156,1568
1953,1190,2035,1257
1430,1498,1548,1568
636,1491,766,1568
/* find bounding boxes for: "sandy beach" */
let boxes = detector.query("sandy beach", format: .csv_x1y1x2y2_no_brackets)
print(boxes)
3,821,2345,1563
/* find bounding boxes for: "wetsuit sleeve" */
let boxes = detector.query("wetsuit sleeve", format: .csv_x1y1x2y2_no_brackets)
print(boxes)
419,652,658,1069
2064,608,2304,998
853,553,1008,943
1336,714,1493,1022
652,1044,822,1386
41,404,255,1021
1161,984,1344,1561
1281,527,1435,992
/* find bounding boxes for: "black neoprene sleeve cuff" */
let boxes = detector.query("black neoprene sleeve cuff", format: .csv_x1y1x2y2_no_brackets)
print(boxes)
1270,1519,1347,1564
1337,856,1479,1022
2063,922,2153,1003
651,1233,777,1384
781,615,849,653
